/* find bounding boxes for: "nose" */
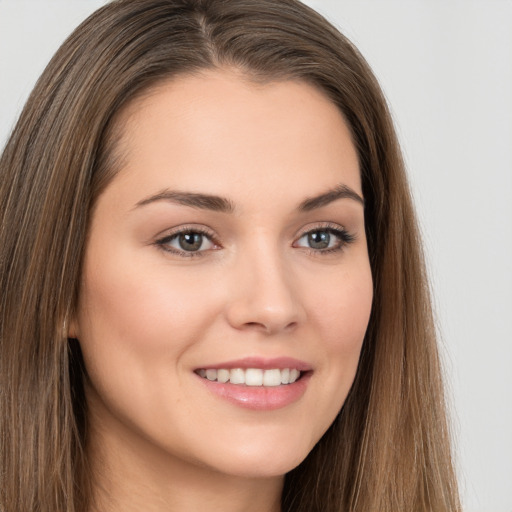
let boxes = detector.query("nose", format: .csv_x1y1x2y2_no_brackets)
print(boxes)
225,243,305,335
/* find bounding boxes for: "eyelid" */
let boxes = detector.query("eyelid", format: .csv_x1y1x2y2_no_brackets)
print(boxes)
153,224,221,257
292,222,356,253
154,223,218,241
294,221,350,240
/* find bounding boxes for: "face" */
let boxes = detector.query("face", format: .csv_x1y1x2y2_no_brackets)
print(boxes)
72,69,373,480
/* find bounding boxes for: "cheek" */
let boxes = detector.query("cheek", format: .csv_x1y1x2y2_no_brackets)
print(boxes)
75,253,222,390
305,262,373,396
79,257,212,343
74,255,227,448
312,263,373,349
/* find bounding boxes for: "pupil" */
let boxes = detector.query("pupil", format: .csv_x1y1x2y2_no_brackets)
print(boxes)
308,231,330,249
179,232,202,251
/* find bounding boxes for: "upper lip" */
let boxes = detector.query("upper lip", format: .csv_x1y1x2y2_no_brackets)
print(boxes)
196,357,313,372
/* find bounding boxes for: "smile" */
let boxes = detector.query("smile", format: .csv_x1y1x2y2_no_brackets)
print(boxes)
194,357,312,410
196,368,301,386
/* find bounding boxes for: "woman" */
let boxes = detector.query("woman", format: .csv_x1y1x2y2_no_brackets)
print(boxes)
0,0,460,511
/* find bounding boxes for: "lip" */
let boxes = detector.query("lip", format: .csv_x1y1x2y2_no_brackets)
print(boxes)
194,357,313,411
197,356,313,372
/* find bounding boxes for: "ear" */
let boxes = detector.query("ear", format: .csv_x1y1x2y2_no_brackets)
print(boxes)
67,314,80,339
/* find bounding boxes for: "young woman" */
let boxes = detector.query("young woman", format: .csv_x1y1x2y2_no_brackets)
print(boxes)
0,1,460,511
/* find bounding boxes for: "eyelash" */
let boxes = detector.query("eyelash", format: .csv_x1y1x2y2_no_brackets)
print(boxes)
294,223,356,255
154,223,356,258
154,226,219,258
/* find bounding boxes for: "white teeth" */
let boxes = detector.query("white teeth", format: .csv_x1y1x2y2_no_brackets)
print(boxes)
290,368,300,382
230,368,245,385
197,367,302,386
263,369,281,387
217,369,230,383
245,368,263,386
206,369,217,381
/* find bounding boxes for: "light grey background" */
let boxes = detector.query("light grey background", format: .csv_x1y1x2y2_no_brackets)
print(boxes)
1,1,511,511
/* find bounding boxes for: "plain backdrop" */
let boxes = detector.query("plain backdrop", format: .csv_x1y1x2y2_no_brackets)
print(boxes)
1,1,511,511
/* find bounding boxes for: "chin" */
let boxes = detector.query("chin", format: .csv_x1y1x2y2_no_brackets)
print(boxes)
193,432,316,479
208,454,307,480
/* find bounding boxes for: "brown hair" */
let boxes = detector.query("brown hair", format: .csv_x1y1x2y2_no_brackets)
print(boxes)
0,0,460,510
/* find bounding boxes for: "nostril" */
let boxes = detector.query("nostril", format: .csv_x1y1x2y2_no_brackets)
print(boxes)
241,320,298,335
243,321,271,332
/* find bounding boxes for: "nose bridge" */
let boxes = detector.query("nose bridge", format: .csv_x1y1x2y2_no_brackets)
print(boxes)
226,232,303,334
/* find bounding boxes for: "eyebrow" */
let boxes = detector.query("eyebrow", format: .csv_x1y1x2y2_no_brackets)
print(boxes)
298,184,364,211
134,183,363,213
134,190,236,213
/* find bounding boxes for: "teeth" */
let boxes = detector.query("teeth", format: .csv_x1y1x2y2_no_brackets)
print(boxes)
217,369,230,383
230,368,245,385
245,368,263,386
197,368,302,386
263,369,281,387
290,368,300,382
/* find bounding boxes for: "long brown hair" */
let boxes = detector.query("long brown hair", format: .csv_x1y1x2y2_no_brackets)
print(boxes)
0,1,460,510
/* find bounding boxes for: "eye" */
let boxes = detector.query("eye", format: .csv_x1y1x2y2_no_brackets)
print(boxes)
294,226,354,253
155,228,217,256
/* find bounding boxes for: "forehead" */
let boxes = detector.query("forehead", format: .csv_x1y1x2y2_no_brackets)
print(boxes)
106,68,361,210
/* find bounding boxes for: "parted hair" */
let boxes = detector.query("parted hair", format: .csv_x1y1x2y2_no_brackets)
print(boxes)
0,1,460,511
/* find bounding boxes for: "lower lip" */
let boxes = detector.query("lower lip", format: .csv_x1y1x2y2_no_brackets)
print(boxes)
196,372,311,411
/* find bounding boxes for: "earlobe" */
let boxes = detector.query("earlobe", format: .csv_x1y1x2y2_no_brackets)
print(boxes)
67,315,80,339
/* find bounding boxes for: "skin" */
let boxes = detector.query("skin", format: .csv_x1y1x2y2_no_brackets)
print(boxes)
71,69,373,512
